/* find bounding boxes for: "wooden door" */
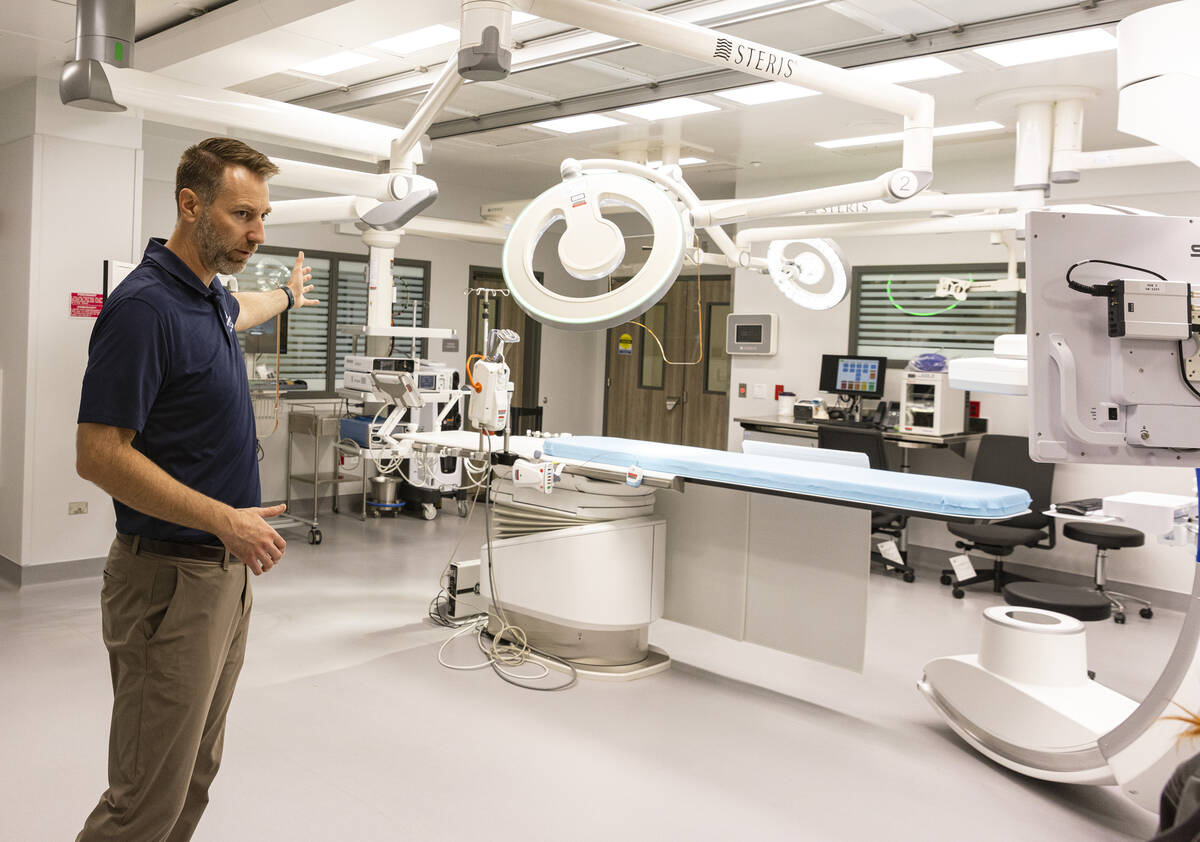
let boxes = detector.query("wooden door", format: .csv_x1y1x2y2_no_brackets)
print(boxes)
467,268,541,409
604,276,731,448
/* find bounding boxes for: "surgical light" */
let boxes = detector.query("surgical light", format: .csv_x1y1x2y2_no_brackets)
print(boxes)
292,51,377,77
766,239,849,311
532,113,626,133
849,56,961,84
713,82,820,105
816,121,1005,149
373,24,460,56
617,97,719,121
973,28,1116,67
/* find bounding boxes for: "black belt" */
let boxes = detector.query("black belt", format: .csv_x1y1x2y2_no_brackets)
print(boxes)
117,533,237,567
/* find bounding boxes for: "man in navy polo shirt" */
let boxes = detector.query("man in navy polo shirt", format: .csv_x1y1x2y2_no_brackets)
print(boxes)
75,137,317,842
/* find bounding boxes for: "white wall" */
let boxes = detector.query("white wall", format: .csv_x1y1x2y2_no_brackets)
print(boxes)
4,78,144,568
728,154,1200,593
0,81,36,564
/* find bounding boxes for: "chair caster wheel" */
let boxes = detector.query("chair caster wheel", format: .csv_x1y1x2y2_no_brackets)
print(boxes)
903,571,916,583
422,503,437,521
940,574,953,586
1114,613,1126,624
308,529,322,545
1140,607,1154,619
952,588,964,599
457,500,469,518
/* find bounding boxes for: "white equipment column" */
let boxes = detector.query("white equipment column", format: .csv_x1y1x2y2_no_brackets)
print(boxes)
362,229,401,357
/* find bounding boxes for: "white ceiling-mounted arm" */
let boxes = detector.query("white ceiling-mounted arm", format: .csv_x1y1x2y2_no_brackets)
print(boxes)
391,60,465,173
1050,93,1185,182
522,0,934,187
267,196,381,226
693,171,909,228
269,159,396,201
1118,1,1200,168
104,67,397,161
736,212,1027,246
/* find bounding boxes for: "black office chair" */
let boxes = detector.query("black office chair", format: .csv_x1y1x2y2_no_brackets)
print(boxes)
940,434,1056,598
816,424,915,583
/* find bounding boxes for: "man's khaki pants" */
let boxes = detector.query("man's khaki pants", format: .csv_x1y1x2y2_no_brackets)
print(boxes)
78,537,252,842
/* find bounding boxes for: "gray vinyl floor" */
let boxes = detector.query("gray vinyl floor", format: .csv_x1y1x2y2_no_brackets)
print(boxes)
0,504,1181,841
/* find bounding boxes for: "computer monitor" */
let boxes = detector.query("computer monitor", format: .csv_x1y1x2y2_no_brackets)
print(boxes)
819,354,887,398
243,312,288,355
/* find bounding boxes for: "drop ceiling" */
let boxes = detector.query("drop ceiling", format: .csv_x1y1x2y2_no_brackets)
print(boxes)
0,0,1177,201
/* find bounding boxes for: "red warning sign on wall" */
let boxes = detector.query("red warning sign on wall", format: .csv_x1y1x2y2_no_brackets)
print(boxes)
70,292,104,319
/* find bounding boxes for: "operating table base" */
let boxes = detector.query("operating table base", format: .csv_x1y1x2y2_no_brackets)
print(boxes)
486,608,671,681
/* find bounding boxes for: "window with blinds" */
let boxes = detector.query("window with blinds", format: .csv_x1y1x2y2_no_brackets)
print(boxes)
232,247,430,395
333,259,429,384
235,253,331,389
849,264,1024,366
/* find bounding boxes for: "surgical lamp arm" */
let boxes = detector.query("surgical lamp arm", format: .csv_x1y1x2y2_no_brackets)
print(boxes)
521,0,934,175
391,60,465,173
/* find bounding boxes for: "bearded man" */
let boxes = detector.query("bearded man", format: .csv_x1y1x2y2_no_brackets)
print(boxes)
74,137,317,841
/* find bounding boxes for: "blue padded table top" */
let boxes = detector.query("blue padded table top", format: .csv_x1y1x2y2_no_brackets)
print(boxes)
542,436,1030,521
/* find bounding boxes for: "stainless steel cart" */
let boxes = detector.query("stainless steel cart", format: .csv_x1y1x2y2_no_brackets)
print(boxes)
284,403,348,544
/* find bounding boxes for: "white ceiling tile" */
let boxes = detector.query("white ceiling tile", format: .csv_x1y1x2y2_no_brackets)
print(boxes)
719,5,889,53
512,60,647,99
444,81,552,114
588,45,718,80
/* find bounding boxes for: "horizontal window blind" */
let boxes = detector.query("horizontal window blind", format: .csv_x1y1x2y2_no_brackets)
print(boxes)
334,259,429,384
234,254,330,392
852,267,1022,364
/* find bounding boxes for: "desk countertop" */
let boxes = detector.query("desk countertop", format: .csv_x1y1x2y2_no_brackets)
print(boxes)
734,416,983,447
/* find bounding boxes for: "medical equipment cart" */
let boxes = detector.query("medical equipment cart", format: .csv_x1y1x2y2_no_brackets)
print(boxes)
284,403,349,544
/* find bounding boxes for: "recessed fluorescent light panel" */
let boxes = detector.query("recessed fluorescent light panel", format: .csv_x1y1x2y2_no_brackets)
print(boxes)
816,121,1005,149
617,97,720,121
532,113,626,133
512,12,539,24
373,24,460,55
850,55,961,84
972,28,1116,67
292,51,378,76
713,82,819,105
648,157,707,167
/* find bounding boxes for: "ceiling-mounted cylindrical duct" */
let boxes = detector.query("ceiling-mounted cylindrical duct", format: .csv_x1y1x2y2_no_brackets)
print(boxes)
60,0,135,112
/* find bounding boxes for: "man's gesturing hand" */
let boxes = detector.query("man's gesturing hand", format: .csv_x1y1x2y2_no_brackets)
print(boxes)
220,504,288,575
288,251,319,308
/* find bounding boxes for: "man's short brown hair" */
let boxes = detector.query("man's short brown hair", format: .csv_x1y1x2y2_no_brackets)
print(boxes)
175,137,280,214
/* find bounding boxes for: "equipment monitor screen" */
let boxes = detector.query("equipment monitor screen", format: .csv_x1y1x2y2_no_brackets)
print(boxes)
735,324,763,344
819,354,887,397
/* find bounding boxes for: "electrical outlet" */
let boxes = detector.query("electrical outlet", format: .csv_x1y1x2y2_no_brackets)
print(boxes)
68,501,88,515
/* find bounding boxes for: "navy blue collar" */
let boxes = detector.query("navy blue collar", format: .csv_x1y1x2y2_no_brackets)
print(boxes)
144,238,220,299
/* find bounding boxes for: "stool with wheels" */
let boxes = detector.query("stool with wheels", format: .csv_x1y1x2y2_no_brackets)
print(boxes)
1062,521,1150,624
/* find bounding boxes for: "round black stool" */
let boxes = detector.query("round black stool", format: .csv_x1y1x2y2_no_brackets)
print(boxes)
1003,581,1112,622
1062,521,1149,624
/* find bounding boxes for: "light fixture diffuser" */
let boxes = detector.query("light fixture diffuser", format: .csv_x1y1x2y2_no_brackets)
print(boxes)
292,51,378,77
713,82,819,105
373,24,460,56
850,56,961,84
816,121,1005,149
972,29,1116,67
532,113,626,133
617,97,719,121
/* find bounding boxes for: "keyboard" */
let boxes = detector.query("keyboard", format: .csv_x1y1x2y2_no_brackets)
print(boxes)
817,419,878,429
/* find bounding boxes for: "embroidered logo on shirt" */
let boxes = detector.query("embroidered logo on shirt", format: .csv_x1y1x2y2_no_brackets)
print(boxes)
225,314,234,332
